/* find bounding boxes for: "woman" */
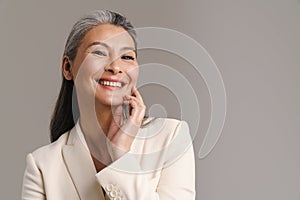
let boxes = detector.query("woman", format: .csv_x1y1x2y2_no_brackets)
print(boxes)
22,10,195,200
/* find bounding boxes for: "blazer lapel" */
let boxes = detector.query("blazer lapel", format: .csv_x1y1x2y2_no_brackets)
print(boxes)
62,127,106,200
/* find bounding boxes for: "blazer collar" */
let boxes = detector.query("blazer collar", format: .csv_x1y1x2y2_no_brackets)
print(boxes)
62,125,106,200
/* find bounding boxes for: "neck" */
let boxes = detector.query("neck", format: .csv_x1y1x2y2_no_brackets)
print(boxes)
95,103,114,135
77,101,122,166
78,101,116,137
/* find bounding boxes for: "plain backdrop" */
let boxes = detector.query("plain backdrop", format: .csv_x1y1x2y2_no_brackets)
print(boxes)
0,0,299,199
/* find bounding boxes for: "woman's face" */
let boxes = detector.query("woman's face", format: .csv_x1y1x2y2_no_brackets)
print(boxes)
67,24,138,107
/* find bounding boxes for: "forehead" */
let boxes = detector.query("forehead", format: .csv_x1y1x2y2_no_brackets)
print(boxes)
80,24,135,50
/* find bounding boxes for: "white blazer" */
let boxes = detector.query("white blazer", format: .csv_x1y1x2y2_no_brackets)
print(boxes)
22,117,195,200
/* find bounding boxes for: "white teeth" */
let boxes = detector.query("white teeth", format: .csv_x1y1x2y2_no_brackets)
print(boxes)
99,80,122,88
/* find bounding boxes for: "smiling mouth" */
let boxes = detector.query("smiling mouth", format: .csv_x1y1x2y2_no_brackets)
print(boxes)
96,79,125,88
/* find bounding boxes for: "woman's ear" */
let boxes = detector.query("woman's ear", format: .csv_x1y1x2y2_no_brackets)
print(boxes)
62,56,73,80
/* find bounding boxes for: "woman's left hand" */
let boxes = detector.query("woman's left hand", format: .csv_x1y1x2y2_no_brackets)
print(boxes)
106,86,146,161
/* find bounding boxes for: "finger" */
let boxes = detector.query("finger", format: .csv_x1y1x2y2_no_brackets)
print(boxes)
124,94,145,106
123,95,137,105
128,99,138,109
131,86,140,97
124,94,135,99
124,97,145,109
132,88,144,104
131,85,137,94
124,94,137,101
122,100,131,105
124,95,139,104
122,98,136,108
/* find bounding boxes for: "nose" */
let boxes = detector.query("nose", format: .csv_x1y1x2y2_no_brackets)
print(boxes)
104,57,123,74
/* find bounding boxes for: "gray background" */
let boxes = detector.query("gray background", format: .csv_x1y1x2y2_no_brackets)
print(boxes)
1,0,299,199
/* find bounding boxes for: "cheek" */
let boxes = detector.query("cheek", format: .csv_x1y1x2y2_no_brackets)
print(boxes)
127,66,139,83
74,55,106,84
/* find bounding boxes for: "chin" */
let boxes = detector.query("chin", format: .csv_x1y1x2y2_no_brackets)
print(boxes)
95,97,123,107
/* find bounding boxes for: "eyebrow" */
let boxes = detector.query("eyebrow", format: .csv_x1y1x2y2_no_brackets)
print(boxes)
86,41,136,52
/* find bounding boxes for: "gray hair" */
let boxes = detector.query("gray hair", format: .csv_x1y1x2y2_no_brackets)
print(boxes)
64,9,137,60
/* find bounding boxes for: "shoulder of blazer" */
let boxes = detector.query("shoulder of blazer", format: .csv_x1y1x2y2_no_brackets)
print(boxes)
30,130,71,162
144,117,184,133
142,117,182,128
130,117,186,153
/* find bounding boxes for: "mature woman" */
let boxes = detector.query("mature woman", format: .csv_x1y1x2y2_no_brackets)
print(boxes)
22,10,195,200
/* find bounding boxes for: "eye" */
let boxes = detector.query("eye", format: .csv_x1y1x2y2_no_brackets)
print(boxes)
121,55,135,60
92,50,107,56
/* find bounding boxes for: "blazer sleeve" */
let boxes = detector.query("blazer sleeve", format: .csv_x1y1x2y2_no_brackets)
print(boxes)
22,153,46,200
96,120,196,200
